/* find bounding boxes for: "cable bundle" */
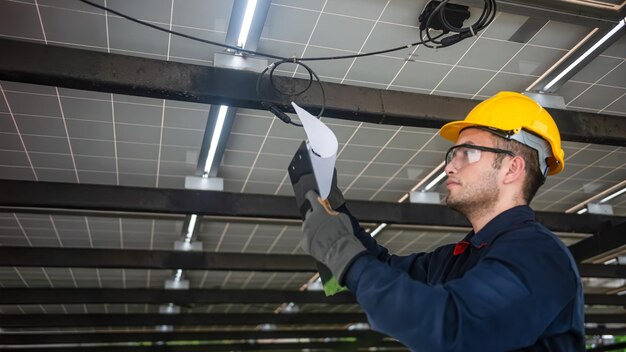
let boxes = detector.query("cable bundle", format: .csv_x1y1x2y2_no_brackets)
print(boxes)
420,0,497,48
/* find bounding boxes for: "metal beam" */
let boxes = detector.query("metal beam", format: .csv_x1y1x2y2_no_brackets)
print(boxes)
586,327,626,336
577,264,626,278
2,180,625,233
569,221,626,262
0,329,386,345
1,288,622,307
0,39,624,146
0,247,317,271
585,314,626,324
0,313,368,328
0,288,354,305
1,311,620,329
584,294,626,306
0,341,408,352
588,341,626,352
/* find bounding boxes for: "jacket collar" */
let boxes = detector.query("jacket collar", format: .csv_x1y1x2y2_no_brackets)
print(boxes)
462,205,535,248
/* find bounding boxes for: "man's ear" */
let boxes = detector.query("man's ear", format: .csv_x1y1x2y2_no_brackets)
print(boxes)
503,156,525,184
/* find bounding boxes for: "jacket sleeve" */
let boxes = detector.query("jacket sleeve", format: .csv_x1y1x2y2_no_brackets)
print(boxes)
343,229,578,352
336,203,432,282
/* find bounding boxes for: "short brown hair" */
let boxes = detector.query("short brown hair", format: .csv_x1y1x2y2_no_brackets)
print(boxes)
490,134,544,204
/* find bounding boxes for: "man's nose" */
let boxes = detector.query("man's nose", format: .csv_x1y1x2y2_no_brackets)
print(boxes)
444,160,457,175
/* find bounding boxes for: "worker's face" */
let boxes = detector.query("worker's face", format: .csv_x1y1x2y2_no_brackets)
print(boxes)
444,129,502,216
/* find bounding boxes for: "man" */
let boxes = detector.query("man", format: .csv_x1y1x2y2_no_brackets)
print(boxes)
299,92,585,351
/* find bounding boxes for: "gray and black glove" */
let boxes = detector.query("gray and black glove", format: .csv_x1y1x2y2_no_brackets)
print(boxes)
293,169,345,214
301,190,366,284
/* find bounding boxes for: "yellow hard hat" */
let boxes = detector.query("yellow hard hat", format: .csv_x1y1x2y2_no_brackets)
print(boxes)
439,91,565,176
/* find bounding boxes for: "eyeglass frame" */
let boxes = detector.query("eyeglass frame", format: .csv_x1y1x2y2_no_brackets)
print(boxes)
445,143,516,169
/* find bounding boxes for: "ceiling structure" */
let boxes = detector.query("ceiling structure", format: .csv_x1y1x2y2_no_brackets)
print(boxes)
0,0,625,351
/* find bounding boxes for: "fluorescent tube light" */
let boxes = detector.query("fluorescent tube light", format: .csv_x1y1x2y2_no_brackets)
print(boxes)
398,162,446,203
370,223,388,238
203,105,229,174
577,208,588,214
599,187,626,203
543,18,625,91
185,214,198,239
238,0,258,48
424,171,447,192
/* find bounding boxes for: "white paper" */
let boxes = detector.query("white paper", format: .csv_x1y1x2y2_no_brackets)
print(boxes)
292,102,338,199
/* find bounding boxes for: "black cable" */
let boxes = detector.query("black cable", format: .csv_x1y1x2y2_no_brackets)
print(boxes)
79,0,287,60
79,0,495,125
79,0,494,62
430,0,497,47
255,60,326,127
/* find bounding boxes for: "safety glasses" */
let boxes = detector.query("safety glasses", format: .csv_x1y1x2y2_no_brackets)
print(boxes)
445,144,515,169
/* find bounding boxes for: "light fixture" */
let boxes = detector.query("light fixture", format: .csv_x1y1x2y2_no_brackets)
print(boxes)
423,171,447,192
542,17,626,91
281,302,299,313
398,162,446,203
203,105,229,174
599,187,626,203
561,0,625,10
237,0,258,48
575,186,626,215
184,214,198,243
565,180,626,214
174,269,183,281
369,223,388,238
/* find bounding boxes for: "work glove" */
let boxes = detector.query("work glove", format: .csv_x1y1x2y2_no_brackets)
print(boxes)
293,169,345,215
301,190,367,284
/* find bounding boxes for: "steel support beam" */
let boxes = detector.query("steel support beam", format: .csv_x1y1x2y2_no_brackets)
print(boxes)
0,313,368,328
0,247,316,271
0,39,624,146
1,288,622,307
588,342,626,352
569,221,626,262
586,328,626,336
585,314,626,324
577,264,626,279
1,312,620,329
0,288,354,305
0,341,407,352
584,294,626,306
0,330,385,345
2,180,625,233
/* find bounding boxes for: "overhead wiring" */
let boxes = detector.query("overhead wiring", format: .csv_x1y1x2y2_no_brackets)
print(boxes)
255,59,326,127
421,0,496,47
79,0,496,124
79,0,496,62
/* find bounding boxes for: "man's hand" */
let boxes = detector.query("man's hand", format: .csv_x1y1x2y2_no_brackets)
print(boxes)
293,169,345,212
301,191,366,284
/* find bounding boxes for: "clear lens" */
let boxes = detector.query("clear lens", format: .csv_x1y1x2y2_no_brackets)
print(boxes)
445,144,516,169
446,146,482,168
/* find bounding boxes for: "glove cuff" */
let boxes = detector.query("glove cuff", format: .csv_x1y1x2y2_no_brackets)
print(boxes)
325,234,367,285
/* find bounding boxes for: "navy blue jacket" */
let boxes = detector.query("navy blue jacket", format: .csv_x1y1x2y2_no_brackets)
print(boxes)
341,205,585,352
